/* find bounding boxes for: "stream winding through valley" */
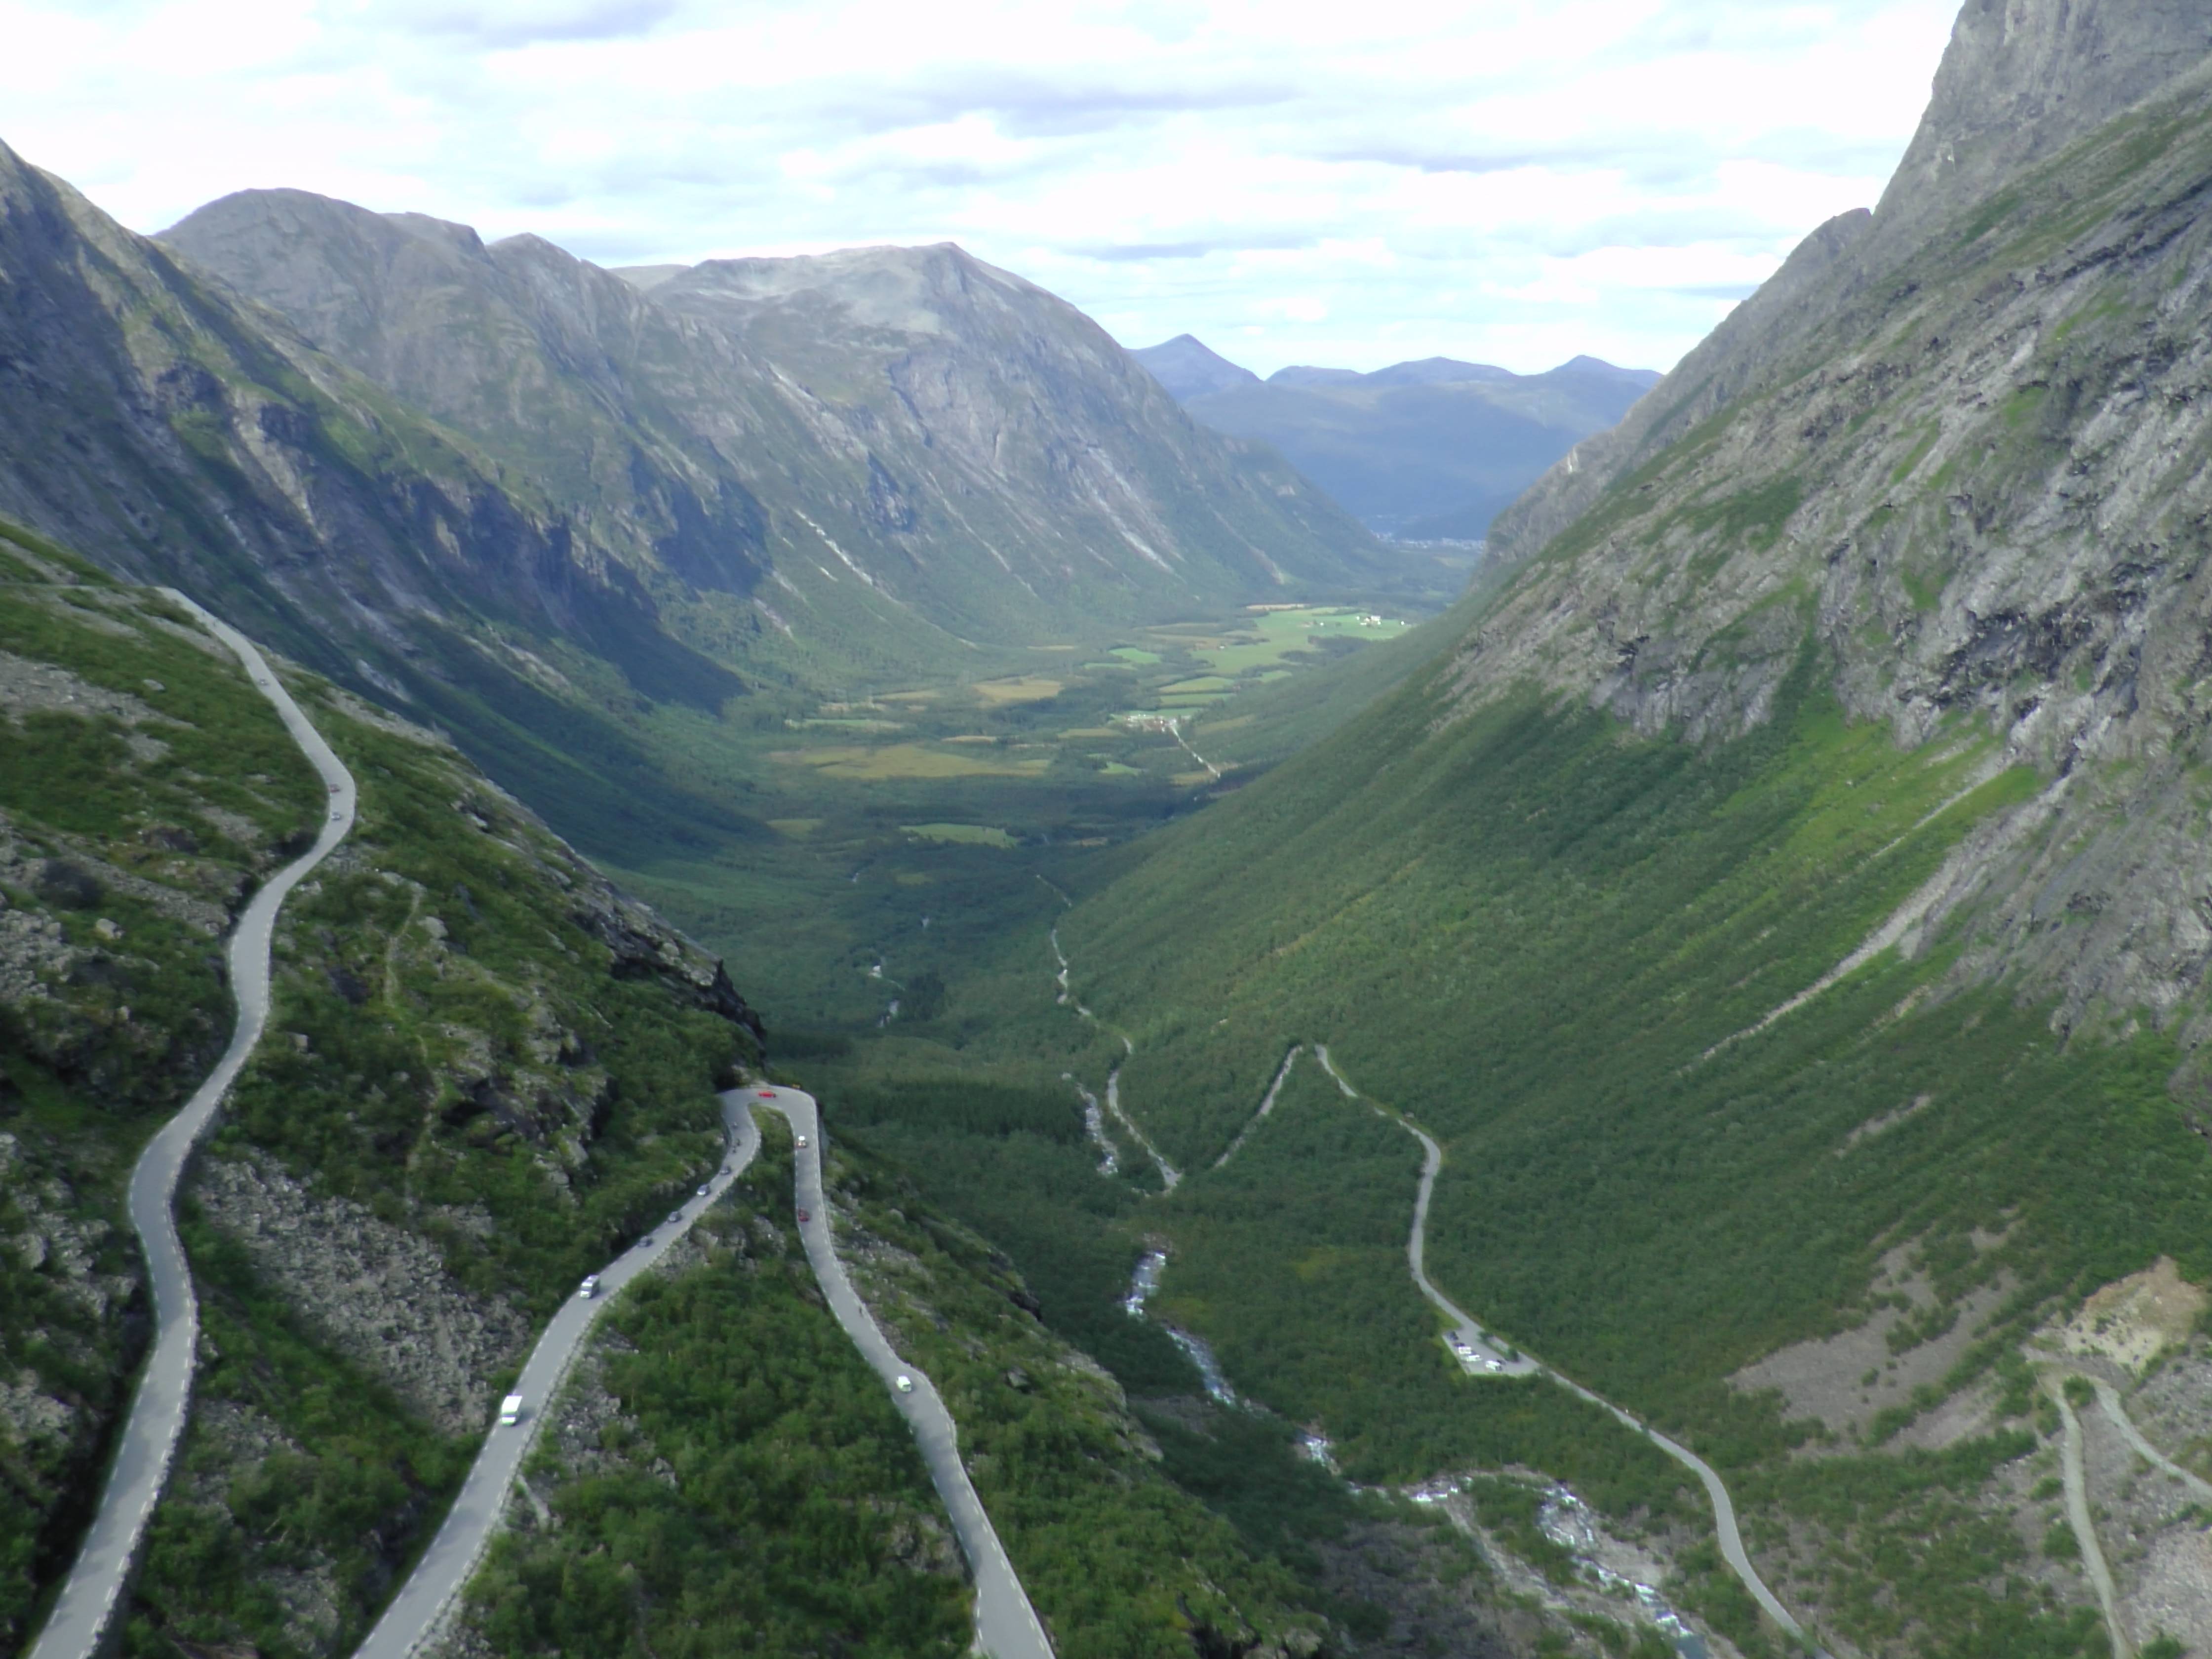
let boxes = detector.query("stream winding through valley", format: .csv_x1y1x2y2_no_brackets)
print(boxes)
1052,933,1822,1656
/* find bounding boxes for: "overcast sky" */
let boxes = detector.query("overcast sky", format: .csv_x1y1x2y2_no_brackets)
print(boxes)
6,0,1959,377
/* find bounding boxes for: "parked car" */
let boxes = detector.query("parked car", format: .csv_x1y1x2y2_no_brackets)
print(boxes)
578,1274,600,1299
668,1210,683,1224
797,1208,810,1224
895,1375,914,1394
498,1394,524,1425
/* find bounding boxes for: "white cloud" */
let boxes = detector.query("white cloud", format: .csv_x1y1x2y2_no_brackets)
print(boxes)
0,0,1960,375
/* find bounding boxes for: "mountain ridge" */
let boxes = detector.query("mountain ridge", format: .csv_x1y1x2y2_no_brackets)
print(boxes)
1138,340,1658,539
981,6,2212,1653
162,197,1388,648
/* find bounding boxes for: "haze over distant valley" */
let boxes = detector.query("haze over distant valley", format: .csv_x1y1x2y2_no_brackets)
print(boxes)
17,5,2212,1659
1132,334,1659,540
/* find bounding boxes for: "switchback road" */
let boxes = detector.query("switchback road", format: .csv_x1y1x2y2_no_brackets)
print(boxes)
30,597,357,1659
352,1087,1053,1659
1311,1046,1827,1658
352,1098,765,1659
751,1086,1056,1659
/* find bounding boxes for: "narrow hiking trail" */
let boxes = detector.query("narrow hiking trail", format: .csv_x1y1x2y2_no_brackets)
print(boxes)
31,596,358,1659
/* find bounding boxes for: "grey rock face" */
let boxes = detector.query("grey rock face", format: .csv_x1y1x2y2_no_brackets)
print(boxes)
161,199,1386,655
1493,0,2212,574
0,137,750,825
193,1156,531,1437
1453,46,2212,1037
1874,0,2212,247
162,189,774,601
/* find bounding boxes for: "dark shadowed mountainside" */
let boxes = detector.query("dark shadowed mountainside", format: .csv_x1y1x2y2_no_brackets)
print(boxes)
161,196,1388,661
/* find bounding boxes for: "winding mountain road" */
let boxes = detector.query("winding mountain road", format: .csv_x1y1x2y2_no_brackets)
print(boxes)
2052,1383,2129,1659
752,1086,1056,1659
2091,1377,2212,1504
353,1098,766,1659
29,595,357,1659
350,1086,1052,1659
1311,1046,1827,1658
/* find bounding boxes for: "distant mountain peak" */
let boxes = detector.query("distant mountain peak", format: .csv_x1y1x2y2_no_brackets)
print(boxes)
1267,365,1363,388
1129,334,1261,400
1360,357,1515,388
1545,355,1664,388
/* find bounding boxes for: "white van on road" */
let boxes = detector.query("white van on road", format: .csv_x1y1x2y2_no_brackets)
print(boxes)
498,1394,524,1426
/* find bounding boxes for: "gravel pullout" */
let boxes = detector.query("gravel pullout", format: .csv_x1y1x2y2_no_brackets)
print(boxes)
29,595,358,1659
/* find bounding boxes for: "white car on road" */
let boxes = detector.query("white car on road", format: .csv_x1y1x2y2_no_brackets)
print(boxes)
577,1274,599,1300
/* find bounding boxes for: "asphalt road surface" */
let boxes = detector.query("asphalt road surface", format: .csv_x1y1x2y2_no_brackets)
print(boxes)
2092,1376,2212,1504
353,1098,764,1659
750,1085,1056,1659
2053,1384,2128,1657
1312,1045,1826,1658
29,596,358,1659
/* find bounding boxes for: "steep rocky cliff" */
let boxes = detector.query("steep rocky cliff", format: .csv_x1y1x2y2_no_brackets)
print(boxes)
159,193,1386,660
1477,1,2212,1037
0,140,757,860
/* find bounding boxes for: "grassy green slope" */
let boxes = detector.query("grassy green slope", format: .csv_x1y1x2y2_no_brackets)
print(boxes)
0,527,998,1659
1,522,1381,1659
0,524,326,1649
1050,619,2209,1651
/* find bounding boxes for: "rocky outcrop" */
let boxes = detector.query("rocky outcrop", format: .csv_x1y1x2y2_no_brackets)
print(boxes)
158,191,1386,670
1458,14,2212,1037
1871,0,2212,252
192,1156,531,1436
1492,0,2212,575
564,881,764,1044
